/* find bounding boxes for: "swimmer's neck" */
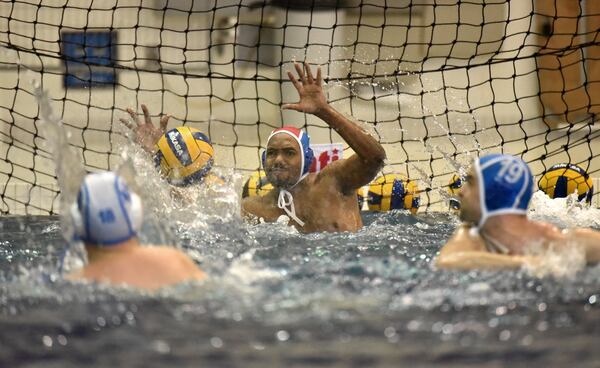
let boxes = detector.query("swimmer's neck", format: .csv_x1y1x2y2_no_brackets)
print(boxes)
479,214,529,238
85,237,141,262
276,173,311,193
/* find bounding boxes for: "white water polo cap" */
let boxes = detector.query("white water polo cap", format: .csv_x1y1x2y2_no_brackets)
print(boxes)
71,172,143,246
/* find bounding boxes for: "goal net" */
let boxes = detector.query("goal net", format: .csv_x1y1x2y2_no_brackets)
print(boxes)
1,0,599,214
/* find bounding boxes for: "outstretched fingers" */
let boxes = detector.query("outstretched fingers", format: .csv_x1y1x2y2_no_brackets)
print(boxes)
159,114,170,132
316,66,322,85
294,62,306,85
282,103,301,111
126,107,141,125
287,71,302,91
304,62,314,84
119,117,134,130
141,104,152,125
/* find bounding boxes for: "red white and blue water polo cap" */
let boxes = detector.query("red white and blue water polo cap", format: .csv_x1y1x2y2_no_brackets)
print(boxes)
265,127,314,178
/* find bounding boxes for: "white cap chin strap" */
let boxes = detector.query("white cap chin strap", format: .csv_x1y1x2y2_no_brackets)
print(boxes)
278,189,304,227
277,173,308,227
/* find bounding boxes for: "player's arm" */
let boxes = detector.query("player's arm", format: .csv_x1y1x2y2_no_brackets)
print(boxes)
119,104,170,154
437,225,484,256
240,196,265,224
435,251,536,270
65,270,83,281
571,228,600,263
177,253,207,281
283,63,386,194
435,224,533,269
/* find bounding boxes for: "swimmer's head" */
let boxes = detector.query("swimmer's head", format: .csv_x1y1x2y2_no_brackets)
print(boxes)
459,154,534,227
154,127,214,187
538,163,593,204
71,172,143,246
263,127,314,189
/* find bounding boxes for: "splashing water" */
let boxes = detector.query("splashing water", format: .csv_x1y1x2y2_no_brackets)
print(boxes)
33,82,88,272
520,191,600,277
32,82,86,212
523,240,586,279
4,75,597,367
528,191,600,228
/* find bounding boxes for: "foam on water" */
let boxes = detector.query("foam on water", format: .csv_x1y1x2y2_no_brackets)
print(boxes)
528,191,600,228
521,191,600,277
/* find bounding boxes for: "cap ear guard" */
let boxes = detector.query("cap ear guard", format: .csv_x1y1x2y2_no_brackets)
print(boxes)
128,191,143,234
304,147,314,175
70,184,88,241
70,202,85,241
112,177,143,240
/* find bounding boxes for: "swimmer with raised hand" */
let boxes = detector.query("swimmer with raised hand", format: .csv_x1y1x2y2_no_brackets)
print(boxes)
120,104,170,154
242,62,386,232
67,171,206,290
435,154,600,270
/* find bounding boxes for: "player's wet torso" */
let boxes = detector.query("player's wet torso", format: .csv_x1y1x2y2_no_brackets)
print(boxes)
247,173,363,233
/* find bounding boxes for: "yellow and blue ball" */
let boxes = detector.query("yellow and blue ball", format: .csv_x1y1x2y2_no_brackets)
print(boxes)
448,174,462,210
154,127,214,186
242,169,273,198
367,174,420,214
538,163,593,203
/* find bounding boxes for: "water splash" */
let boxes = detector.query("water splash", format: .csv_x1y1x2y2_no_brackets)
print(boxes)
32,81,88,273
32,81,86,210
528,191,600,228
523,240,586,279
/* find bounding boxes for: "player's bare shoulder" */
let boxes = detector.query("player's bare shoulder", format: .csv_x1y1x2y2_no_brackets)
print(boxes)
140,246,205,277
312,158,346,185
241,189,279,221
242,189,274,208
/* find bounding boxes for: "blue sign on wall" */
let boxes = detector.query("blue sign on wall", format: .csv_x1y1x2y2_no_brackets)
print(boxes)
61,31,117,88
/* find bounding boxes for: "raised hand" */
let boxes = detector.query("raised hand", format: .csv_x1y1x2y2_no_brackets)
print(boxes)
283,62,328,116
119,104,170,153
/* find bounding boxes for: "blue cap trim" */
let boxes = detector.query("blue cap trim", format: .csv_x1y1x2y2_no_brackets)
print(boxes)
81,183,91,241
114,176,134,237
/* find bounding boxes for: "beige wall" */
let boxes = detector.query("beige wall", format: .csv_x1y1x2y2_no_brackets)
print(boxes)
1,0,599,214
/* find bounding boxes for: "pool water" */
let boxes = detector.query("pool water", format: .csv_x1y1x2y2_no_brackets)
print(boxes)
1,208,599,367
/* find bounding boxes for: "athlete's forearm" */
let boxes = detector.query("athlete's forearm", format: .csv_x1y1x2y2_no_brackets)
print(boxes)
315,105,386,165
435,251,533,270
572,228,600,263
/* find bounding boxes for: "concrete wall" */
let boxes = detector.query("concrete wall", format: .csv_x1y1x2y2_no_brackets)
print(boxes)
1,0,599,214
